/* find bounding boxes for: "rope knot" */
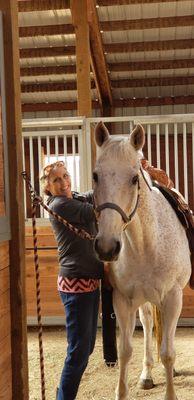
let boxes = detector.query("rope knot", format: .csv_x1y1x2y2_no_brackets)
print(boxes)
33,195,43,206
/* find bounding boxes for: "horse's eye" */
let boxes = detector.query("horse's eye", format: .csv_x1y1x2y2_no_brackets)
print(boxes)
93,172,98,183
132,175,139,185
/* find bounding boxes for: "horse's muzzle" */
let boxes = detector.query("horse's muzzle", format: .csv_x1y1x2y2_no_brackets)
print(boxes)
94,237,121,261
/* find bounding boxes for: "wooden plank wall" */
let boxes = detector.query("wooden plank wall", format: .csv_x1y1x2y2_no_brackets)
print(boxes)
25,225,194,321
25,226,64,317
0,242,12,399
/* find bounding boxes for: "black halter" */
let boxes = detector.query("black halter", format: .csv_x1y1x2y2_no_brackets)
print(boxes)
95,175,140,230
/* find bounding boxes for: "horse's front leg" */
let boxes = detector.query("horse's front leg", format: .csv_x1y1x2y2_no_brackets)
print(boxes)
138,302,154,389
160,286,182,400
113,288,136,400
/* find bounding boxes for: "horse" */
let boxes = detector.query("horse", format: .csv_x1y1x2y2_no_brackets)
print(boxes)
93,122,191,400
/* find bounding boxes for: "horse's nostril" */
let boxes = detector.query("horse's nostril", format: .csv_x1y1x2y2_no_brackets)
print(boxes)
115,240,121,256
94,237,121,261
94,238,99,254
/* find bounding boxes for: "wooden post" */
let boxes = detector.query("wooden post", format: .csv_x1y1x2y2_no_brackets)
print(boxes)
71,0,96,168
0,1,29,399
71,0,92,117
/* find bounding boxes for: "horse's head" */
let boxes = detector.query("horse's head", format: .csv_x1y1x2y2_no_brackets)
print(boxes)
93,122,145,261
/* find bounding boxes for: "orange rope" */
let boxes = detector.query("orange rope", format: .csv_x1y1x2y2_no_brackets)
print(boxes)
31,201,46,400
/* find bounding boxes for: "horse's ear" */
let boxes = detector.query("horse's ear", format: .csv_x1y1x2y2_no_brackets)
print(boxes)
130,124,145,150
95,122,110,147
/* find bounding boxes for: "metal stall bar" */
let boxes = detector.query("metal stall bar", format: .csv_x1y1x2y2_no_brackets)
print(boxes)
165,123,170,176
156,123,161,169
183,123,188,202
174,123,179,191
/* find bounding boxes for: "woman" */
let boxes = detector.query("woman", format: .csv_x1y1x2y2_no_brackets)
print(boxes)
40,161,104,400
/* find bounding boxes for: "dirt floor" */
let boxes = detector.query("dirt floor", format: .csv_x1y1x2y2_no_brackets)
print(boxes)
28,327,194,400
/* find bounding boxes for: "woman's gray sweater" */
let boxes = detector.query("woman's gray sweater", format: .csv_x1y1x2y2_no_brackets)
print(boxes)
47,193,104,279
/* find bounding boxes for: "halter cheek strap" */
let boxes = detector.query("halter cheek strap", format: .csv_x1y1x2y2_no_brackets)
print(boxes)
95,176,140,230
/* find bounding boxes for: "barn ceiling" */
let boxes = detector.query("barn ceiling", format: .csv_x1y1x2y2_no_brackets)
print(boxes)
18,0,194,114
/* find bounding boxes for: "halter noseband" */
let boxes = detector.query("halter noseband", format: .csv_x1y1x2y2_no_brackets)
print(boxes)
95,175,140,230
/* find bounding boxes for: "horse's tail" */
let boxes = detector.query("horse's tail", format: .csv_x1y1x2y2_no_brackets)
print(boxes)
152,305,162,361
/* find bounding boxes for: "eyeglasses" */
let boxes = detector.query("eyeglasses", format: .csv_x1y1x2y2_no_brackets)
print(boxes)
41,161,69,180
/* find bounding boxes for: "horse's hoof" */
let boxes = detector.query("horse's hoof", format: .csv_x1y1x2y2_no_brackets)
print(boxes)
138,378,155,390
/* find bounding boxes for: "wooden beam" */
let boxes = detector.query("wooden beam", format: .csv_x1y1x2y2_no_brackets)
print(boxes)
20,38,193,59
18,0,70,12
105,39,194,53
109,58,194,72
98,0,189,5
0,0,29,399
21,80,95,92
114,95,194,107
22,102,77,111
19,24,74,37
101,15,194,31
20,65,76,76
20,46,75,58
21,76,194,91
71,0,92,116
20,59,194,78
21,95,194,113
90,51,103,108
111,76,194,88
87,0,112,107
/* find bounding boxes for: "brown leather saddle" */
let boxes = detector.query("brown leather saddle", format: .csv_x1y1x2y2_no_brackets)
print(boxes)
153,181,194,290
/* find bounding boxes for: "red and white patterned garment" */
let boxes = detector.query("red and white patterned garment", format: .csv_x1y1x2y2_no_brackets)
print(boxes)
58,275,99,293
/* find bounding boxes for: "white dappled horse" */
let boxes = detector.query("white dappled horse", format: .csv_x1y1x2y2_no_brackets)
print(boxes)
93,122,191,400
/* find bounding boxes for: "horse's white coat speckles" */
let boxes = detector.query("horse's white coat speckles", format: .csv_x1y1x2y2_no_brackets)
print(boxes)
94,122,191,400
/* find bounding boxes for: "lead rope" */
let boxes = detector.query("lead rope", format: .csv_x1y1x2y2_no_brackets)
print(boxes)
31,198,46,400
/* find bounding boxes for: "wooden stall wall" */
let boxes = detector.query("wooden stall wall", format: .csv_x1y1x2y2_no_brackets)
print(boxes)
0,242,12,399
25,225,64,321
0,1,29,399
0,37,12,400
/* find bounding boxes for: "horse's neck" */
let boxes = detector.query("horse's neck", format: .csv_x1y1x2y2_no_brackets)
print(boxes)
124,177,157,255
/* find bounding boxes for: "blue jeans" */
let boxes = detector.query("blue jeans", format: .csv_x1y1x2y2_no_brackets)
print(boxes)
57,288,100,400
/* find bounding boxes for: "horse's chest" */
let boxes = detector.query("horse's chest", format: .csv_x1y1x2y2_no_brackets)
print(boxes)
112,262,160,307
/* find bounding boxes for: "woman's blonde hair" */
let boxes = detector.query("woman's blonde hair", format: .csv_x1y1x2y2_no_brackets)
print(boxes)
40,161,69,196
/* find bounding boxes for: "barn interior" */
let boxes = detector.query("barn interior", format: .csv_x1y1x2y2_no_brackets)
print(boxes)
0,1,193,399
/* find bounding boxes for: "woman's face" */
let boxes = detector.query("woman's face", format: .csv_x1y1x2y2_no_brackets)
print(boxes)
47,166,72,198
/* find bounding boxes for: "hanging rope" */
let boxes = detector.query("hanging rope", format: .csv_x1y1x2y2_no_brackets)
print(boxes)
31,198,46,400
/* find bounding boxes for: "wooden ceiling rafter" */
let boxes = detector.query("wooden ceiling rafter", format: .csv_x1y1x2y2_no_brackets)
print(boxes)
20,65,77,76
19,39,194,59
21,75,194,92
21,80,95,92
115,95,194,107
19,24,74,37
101,15,194,31
97,0,190,5
18,15,194,39
105,39,194,53
20,46,75,58
22,95,194,113
109,59,194,72
18,0,70,12
87,0,113,107
111,76,194,88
